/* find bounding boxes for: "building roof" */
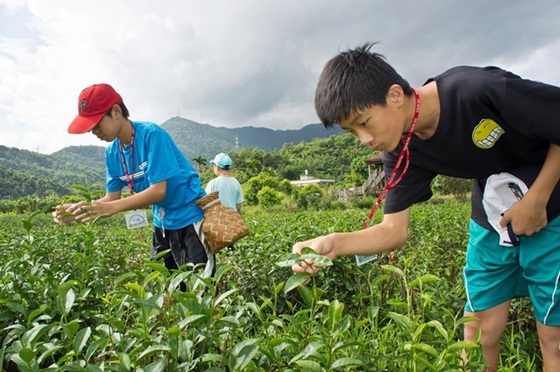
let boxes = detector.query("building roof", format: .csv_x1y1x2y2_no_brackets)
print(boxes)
364,153,383,165
289,178,335,186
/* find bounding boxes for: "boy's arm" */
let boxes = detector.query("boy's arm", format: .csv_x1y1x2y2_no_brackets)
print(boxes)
501,143,560,235
97,190,122,202
75,181,167,222
52,190,122,224
292,207,411,275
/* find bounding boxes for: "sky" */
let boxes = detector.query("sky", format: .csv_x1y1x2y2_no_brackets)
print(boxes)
1,0,560,154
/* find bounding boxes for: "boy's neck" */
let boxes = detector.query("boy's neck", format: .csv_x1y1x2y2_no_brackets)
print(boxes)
118,120,134,146
412,82,440,140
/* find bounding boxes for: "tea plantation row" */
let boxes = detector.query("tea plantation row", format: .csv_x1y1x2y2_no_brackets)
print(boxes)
0,199,540,370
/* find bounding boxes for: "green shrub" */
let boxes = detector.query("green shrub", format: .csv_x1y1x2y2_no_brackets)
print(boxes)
277,179,294,196
294,184,324,209
257,186,282,207
352,195,377,209
243,173,281,204
432,175,473,202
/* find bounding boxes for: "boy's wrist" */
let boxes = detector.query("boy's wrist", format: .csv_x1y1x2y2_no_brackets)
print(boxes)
523,189,549,209
325,233,339,259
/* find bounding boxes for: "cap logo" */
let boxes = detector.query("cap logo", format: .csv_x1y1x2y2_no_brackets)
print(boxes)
79,100,87,113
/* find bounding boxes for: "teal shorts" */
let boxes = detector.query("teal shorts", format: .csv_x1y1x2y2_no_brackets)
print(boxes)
463,216,560,325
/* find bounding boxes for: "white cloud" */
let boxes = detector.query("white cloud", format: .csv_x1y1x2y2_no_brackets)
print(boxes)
1,0,560,153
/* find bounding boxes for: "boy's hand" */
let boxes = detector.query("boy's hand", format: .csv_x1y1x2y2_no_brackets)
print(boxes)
52,201,88,224
292,235,335,275
500,196,547,236
72,201,116,223
53,201,111,224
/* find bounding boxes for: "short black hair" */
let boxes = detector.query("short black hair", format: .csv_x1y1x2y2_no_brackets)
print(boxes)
105,102,130,118
315,42,413,128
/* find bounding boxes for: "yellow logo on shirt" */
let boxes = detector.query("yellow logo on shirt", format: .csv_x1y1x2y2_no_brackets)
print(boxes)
472,119,504,149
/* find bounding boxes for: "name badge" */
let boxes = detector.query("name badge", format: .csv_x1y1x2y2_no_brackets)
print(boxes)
355,254,377,267
125,209,149,229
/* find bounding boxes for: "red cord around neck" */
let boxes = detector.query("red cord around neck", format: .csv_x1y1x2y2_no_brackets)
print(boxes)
363,88,420,229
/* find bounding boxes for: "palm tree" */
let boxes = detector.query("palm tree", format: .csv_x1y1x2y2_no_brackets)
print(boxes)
192,156,207,173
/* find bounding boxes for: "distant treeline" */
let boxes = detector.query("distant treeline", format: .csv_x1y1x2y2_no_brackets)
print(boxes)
0,132,373,201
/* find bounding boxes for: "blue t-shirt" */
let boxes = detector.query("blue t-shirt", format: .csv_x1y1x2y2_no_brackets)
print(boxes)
105,121,205,230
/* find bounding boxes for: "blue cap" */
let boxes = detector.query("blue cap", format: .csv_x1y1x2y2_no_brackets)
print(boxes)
210,152,233,168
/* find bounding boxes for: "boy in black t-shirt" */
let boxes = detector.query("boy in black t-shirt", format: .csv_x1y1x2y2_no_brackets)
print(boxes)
292,42,560,370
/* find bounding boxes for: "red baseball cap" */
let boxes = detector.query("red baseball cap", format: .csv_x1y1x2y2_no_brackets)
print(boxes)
67,84,123,134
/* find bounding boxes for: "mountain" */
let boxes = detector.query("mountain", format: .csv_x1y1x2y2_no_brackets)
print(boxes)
0,145,106,199
0,119,343,199
160,117,342,160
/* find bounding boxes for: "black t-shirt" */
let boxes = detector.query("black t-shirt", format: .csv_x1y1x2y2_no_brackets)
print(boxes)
383,66,560,230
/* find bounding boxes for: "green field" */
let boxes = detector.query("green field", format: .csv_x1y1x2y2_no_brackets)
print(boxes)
0,199,540,371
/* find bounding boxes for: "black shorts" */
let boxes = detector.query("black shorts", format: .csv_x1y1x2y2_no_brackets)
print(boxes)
152,223,208,271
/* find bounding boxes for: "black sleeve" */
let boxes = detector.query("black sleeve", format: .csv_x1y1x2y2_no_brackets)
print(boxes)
382,152,437,214
502,78,560,145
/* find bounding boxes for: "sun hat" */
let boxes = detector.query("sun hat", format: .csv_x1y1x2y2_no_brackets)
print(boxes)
482,172,528,247
67,84,123,134
210,153,233,168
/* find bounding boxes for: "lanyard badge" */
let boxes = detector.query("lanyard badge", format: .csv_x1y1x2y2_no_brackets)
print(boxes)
119,127,149,229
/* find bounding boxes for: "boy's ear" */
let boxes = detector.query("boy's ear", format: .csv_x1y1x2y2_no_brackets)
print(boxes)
387,84,404,104
110,104,122,118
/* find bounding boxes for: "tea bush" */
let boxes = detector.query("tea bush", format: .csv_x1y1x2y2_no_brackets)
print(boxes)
0,199,542,370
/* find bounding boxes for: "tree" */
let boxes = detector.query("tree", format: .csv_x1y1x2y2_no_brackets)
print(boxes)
295,184,325,209
192,155,207,173
350,156,369,186
243,173,281,205
257,186,281,207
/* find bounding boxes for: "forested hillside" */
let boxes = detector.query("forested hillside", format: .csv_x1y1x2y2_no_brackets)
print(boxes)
0,165,70,199
0,145,106,199
50,145,106,184
0,122,369,200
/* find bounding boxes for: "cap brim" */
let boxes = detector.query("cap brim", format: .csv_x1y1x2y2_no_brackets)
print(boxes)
67,112,105,134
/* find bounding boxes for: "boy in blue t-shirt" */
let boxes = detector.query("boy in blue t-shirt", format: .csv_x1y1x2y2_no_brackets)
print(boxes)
53,84,213,278
292,43,560,369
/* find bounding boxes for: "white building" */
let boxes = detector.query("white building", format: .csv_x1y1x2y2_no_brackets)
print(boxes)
289,170,335,187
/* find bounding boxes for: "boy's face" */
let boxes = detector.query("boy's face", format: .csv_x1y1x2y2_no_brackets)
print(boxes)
89,106,120,142
339,97,407,153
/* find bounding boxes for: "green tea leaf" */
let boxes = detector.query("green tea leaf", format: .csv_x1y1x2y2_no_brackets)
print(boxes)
294,360,322,371
300,247,317,255
284,273,311,293
330,357,365,369
409,274,440,288
381,264,405,278
73,327,91,354
276,253,301,267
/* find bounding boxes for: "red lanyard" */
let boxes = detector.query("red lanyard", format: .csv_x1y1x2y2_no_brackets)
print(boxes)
363,88,420,228
118,127,135,195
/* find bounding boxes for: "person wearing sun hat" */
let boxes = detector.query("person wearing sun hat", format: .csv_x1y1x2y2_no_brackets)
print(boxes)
53,83,214,280
205,152,244,252
205,152,244,212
